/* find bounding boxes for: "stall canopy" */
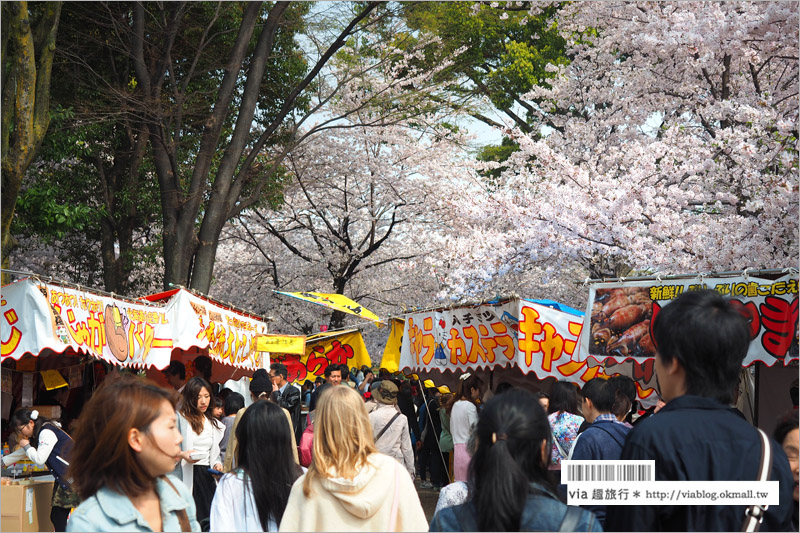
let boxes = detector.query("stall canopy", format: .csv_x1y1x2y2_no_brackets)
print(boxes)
384,297,623,395
2,278,201,369
1,279,270,371
273,290,381,323
143,288,270,371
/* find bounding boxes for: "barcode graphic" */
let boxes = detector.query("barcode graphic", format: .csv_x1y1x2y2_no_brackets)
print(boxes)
561,460,655,483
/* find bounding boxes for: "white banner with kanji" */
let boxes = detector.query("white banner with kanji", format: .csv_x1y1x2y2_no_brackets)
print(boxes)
171,290,268,370
1,279,199,369
399,299,607,387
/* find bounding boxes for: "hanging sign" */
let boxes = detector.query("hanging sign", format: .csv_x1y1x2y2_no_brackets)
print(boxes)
255,334,306,355
1,279,200,369
577,273,799,367
398,299,609,388
40,369,68,391
270,330,371,383
68,365,83,389
171,290,268,370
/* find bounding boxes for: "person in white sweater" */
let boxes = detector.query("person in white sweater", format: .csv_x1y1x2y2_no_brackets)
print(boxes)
173,377,224,531
279,386,428,532
449,373,483,482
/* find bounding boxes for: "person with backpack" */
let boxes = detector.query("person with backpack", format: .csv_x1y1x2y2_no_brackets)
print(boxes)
5,407,80,531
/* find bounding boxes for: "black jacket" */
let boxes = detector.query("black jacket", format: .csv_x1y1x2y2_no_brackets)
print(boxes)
277,384,302,441
605,395,795,532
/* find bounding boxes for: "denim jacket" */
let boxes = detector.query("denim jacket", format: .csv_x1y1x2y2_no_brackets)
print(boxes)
429,482,602,532
67,475,200,532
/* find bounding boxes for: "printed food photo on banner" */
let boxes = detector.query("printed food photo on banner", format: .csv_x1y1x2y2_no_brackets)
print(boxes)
589,287,654,358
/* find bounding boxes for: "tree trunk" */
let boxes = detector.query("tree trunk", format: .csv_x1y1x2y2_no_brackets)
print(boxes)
1,1,61,282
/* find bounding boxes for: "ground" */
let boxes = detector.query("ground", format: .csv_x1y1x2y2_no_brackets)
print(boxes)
414,478,442,523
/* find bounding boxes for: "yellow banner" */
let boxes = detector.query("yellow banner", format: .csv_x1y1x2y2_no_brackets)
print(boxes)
380,318,404,373
255,334,306,355
40,369,68,391
274,291,381,323
269,330,371,383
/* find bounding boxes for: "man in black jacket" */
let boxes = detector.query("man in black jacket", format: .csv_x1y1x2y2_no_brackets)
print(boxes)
270,363,302,442
605,290,795,532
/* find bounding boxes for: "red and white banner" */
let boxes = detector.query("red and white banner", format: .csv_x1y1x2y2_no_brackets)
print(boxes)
577,273,799,367
1,279,199,369
399,299,607,386
168,290,268,371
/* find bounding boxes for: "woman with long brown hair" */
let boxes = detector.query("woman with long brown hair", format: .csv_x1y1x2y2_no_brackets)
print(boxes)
174,377,224,531
279,385,427,532
66,373,199,532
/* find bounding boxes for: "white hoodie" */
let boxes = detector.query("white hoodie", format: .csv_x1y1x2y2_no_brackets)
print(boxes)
279,453,428,532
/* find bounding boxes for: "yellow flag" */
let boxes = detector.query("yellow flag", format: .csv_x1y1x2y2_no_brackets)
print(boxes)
274,291,381,323
379,318,404,373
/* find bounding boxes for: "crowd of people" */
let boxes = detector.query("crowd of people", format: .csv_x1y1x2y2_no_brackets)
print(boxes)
1,289,798,532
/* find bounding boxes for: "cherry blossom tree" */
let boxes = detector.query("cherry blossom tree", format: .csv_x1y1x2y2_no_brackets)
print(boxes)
433,1,798,301
212,115,471,333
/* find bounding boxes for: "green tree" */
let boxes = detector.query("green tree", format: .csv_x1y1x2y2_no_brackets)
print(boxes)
1,1,62,281
125,1,383,293
401,1,568,133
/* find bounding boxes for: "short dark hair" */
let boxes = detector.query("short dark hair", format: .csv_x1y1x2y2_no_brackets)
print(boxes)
193,355,213,381
773,410,799,446
324,364,341,378
164,360,186,380
548,380,580,415
495,382,513,395
581,378,615,413
338,363,350,379
224,392,245,416
653,289,750,404
270,363,288,380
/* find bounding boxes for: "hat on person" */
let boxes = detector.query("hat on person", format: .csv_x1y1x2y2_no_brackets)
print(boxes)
249,369,272,395
437,385,451,394
375,380,399,405
423,379,436,389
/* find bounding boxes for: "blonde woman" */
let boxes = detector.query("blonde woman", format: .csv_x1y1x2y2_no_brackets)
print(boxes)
279,386,427,532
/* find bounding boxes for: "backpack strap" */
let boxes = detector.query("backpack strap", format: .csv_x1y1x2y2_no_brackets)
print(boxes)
161,476,191,532
376,412,402,442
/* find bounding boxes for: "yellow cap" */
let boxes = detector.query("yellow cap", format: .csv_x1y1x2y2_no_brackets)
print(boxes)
437,385,451,394
410,373,419,380
423,379,436,388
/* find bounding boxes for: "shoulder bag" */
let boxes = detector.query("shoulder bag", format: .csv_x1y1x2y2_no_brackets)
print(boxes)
376,412,402,442
740,428,773,533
